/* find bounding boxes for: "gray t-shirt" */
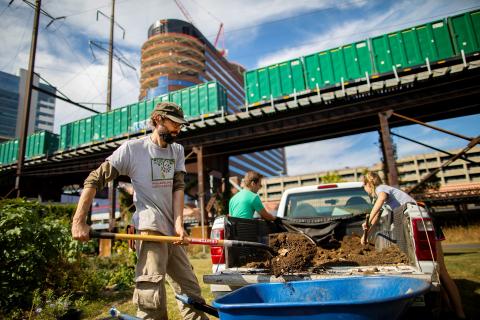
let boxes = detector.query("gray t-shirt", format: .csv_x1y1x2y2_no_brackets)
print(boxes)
107,136,186,235
375,185,416,210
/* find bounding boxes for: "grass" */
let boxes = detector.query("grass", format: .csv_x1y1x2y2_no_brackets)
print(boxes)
83,227,480,320
443,224,480,244
443,247,480,319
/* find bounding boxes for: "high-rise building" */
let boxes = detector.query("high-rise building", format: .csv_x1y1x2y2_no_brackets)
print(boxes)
0,69,56,141
140,19,286,177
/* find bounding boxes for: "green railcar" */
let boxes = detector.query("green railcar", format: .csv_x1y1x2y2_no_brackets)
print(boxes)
244,58,306,104
244,70,260,105
181,88,191,116
371,19,454,74
205,82,227,114
0,141,8,165
128,103,139,133
105,110,115,139
138,100,147,123
3,139,18,164
0,143,4,165
189,86,199,117
71,120,81,148
26,134,34,159
83,117,92,145
2,131,59,162
170,90,182,108
92,113,102,141
198,83,208,115
304,40,373,90
146,97,157,115
343,41,372,81
112,106,129,137
78,118,86,145
448,9,480,55
29,131,59,158
60,122,72,150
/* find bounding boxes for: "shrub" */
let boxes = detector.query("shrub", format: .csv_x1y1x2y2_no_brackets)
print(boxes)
0,199,90,313
0,198,135,318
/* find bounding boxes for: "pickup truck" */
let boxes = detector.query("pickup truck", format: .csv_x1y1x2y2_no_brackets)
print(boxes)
204,182,441,314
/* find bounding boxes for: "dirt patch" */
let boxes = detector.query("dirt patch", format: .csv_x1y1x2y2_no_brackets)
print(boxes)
312,234,408,268
245,232,408,276
269,233,317,276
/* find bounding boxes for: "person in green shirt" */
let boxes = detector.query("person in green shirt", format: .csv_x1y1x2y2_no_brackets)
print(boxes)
229,171,277,221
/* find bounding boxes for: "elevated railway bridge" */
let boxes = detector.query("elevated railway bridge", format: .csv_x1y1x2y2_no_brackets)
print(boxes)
1,56,479,206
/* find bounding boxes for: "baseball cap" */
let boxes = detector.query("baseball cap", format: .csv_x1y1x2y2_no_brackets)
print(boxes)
153,102,189,125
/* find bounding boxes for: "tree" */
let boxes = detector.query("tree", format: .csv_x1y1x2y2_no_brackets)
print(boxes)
320,172,345,183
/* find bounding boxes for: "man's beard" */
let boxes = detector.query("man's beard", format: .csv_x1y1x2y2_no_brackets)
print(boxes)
159,130,176,144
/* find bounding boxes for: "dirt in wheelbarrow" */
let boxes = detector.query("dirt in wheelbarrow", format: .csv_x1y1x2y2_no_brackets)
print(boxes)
244,232,408,277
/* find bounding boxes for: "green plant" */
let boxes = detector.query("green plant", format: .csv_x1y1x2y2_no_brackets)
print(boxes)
320,171,345,183
31,289,75,320
0,199,92,314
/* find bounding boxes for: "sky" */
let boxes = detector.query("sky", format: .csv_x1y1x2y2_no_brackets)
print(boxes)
0,0,479,176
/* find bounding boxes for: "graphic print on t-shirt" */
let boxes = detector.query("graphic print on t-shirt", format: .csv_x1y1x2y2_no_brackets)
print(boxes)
151,158,175,188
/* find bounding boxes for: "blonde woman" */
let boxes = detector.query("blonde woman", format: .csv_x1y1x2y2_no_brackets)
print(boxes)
360,171,416,245
361,171,466,319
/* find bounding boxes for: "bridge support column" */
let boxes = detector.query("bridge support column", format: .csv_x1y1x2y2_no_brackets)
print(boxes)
108,180,117,232
100,179,117,258
193,146,206,243
378,110,399,187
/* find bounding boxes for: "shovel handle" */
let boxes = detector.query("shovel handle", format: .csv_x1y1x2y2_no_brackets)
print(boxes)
362,214,370,245
89,231,275,254
89,231,224,246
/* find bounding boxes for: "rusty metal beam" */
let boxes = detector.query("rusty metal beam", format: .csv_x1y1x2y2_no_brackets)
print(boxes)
408,136,480,194
392,112,473,141
391,132,478,165
378,111,399,187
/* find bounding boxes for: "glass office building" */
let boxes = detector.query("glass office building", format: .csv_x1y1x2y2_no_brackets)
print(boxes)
0,69,56,141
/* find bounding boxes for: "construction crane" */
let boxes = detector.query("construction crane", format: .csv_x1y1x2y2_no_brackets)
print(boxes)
214,22,226,56
174,0,194,24
174,0,226,56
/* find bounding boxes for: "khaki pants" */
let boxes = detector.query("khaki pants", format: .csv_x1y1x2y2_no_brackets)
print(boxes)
133,232,208,320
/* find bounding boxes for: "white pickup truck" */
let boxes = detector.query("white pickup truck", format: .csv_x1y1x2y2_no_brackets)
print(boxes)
204,182,441,316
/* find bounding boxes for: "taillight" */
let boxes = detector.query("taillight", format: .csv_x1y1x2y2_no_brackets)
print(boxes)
412,218,437,261
317,184,338,189
210,228,225,264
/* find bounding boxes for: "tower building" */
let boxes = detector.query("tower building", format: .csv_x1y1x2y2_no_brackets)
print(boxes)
140,19,286,177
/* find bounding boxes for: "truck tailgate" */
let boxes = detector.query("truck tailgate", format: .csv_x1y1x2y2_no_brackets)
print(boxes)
204,265,435,287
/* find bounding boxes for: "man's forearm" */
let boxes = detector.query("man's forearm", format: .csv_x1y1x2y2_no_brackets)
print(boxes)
73,187,96,223
259,209,276,221
173,190,184,227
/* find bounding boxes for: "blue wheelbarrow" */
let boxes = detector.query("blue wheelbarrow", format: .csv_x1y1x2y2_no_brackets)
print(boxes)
181,276,430,320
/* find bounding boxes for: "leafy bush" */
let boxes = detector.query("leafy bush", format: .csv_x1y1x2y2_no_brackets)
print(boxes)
0,199,90,313
0,199,136,318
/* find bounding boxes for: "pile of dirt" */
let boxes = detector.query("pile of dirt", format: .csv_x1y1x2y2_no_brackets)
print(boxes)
269,233,317,276
245,232,408,277
312,234,408,268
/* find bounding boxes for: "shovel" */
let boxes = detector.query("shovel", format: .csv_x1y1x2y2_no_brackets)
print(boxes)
89,231,276,255
361,213,370,246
